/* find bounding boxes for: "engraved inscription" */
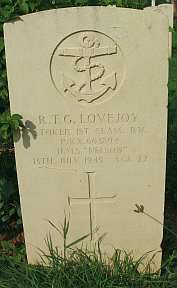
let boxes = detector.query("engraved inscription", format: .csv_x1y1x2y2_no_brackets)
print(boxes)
68,172,117,240
50,30,125,104
32,111,150,169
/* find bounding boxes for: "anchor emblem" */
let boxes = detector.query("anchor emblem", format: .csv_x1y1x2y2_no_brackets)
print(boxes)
50,31,123,104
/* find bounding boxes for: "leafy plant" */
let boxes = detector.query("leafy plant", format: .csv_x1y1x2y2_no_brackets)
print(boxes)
0,113,24,236
0,177,22,235
0,240,26,262
0,113,24,141
42,215,91,262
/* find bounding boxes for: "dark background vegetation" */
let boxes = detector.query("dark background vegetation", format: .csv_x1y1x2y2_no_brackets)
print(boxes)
0,0,176,259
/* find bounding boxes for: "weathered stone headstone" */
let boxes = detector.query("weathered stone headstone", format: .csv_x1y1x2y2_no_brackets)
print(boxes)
4,6,169,269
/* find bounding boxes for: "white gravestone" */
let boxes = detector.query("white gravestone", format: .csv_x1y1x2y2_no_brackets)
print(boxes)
4,6,169,269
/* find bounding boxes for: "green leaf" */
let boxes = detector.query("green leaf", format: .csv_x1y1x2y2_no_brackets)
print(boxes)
0,202,4,210
10,119,20,130
0,38,4,53
28,3,36,11
1,5,14,20
63,215,70,238
17,0,29,13
13,128,21,142
17,207,22,217
169,26,174,33
66,232,90,249
1,215,10,222
0,124,10,140
0,178,16,200
9,207,16,217
0,117,8,124
1,240,14,251
18,120,25,128
0,112,11,123
11,114,25,128
0,211,5,216
11,114,23,121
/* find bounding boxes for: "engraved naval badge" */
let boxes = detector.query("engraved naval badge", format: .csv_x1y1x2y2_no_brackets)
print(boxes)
50,30,125,104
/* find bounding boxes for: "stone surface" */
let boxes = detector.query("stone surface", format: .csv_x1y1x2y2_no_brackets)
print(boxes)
4,6,169,269
158,4,174,57
145,4,174,57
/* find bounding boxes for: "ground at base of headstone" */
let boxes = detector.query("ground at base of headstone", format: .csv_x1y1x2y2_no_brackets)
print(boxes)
0,241,177,288
0,215,177,288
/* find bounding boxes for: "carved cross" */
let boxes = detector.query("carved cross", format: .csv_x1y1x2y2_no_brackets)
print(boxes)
68,172,117,240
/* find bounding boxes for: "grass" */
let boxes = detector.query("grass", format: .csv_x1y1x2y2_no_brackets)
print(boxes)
1,244,177,287
1,217,177,288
